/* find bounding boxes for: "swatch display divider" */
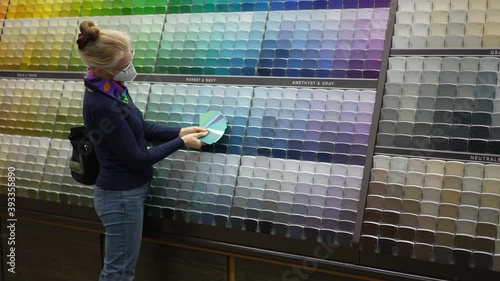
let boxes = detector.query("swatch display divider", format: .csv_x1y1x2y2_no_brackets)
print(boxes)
353,0,397,245
2,1,500,280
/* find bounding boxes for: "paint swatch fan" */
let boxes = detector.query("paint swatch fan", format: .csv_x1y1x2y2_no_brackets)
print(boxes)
198,111,228,144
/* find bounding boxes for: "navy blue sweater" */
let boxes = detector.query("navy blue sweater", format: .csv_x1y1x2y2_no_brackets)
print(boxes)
82,88,185,190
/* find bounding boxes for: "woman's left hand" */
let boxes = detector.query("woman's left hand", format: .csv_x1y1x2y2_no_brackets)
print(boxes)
179,126,208,137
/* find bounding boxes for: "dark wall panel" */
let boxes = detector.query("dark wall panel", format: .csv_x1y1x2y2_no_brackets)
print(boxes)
1,218,101,281
235,258,362,281
135,239,227,281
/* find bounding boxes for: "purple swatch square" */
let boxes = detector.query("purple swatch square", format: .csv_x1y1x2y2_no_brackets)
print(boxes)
350,49,366,59
355,19,372,29
304,141,319,151
333,153,349,164
328,0,342,9
374,6,391,16
359,0,375,8
335,143,351,154
323,30,339,40
354,29,370,40
322,121,338,132
342,101,358,112
290,215,306,225
320,49,335,59
324,111,340,121
307,120,322,130
341,200,358,211
347,70,363,78
340,19,355,29
349,59,365,70
338,29,355,40
352,39,368,49
341,112,357,122
333,59,348,69
370,29,387,40
337,132,353,143
356,112,373,123
349,155,366,166
367,49,383,60
358,102,374,113
327,185,344,197
355,123,371,134
365,59,382,69
325,197,341,208
293,194,309,205
337,40,352,50
296,183,311,194
323,207,341,219
331,69,347,78
305,130,321,140
319,141,335,152
343,0,359,8
353,133,369,144
309,110,325,120
322,218,339,230
368,39,385,50
321,39,337,49
363,70,380,79
320,132,336,142
351,144,368,155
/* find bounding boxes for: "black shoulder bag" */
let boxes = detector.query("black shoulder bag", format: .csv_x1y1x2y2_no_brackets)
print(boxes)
68,126,99,185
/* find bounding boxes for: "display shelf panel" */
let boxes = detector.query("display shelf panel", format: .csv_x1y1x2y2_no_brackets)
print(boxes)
361,155,500,272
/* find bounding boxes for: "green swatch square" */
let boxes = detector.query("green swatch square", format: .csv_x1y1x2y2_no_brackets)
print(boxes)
166,67,179,74
155,66,168,73
203,67,215,75
167,6,180,13
180,58,193,66
143,66,154,73
155,6,166,14
168,58,180,66
178,67,191,74
192,58,205,66
179,5,191,13
111,8,122,15
144,6,155,14
191,67,203,75
81,9,91,16
191,5,203,12
203,4,215,12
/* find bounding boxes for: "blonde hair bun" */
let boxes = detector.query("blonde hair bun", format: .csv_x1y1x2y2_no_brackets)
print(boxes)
80,20,100,40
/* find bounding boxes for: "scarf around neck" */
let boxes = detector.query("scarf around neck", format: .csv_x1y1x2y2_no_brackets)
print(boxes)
83,68,129,106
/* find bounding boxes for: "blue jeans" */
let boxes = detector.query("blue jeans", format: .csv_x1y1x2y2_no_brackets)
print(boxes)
94,180,151,281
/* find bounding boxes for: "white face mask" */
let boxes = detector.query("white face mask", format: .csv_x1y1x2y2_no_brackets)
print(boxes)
113,63,137,81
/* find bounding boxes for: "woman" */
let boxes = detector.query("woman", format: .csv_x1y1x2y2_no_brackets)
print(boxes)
77,20,207,281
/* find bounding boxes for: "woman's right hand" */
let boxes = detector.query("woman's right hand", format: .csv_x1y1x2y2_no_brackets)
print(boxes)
181,131,208,149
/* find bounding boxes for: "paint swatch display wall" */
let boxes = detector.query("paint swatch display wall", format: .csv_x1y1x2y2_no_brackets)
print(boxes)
0,79,374,247
0,1,391,77
142,84,374,244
